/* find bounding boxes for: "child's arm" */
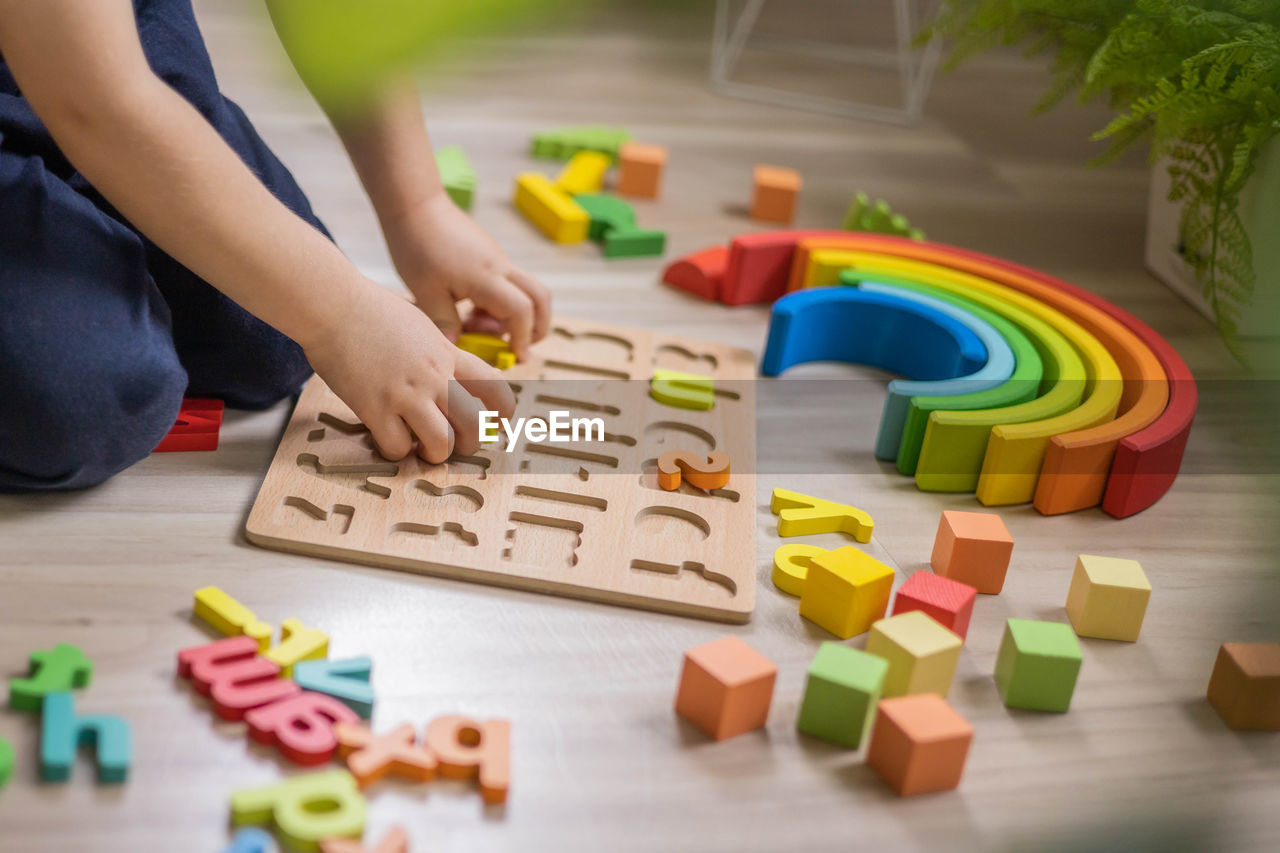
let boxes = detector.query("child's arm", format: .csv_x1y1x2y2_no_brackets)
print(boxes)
263,19,551,360
0,0,512,463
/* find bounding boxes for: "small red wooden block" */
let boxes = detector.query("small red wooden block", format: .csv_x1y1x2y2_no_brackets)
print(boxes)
866,694,973,797
245,692,360,766
1206,642,1280,731
674,636,777,740
930,510,1014,594
661,245,728,302
891,571,978,640
154,397,224,452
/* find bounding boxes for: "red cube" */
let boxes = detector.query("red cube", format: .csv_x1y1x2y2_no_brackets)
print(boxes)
891,571,978,640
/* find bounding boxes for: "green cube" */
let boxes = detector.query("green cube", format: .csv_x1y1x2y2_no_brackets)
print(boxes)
603,226,665,258
995,619,1082,713
796,642,888,747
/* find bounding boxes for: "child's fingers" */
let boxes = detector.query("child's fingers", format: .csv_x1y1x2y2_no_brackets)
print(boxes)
443,382,485,456
454,351,517,419
367,415,415,461
507,267,551,343
415,284,464,343
462,309,505,337
406,403,454,464
476,276,535,359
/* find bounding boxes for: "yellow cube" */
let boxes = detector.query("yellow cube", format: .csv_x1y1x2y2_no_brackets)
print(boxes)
513,172,589,243
798,546,894,639
1065,555,1151,642
866,610,963,698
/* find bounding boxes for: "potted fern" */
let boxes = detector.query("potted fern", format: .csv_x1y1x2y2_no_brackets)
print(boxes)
922,0,1280,359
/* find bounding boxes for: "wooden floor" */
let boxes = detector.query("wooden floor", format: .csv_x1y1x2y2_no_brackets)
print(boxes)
1,2,1277,850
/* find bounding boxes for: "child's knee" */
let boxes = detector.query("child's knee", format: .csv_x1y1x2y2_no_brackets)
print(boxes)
0,353,186,493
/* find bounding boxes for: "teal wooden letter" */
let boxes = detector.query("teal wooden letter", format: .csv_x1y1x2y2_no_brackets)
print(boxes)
39,691,131,783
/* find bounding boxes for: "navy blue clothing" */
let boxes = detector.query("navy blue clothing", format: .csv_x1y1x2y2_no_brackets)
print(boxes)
0,0,324,492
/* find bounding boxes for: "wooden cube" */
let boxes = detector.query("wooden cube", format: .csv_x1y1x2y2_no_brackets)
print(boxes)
616,142,667,199
1065,555,1151,642
1206,642,1280,731
749,165,801,224
798,546,894,639
796,643,888,748
674,636,777,740
866,611,963,698
994,619,1082,713
930,510,1014,594
891,571,978,639
866,694,973,797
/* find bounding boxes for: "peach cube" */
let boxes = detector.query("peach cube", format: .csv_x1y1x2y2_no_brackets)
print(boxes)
674,636,777,740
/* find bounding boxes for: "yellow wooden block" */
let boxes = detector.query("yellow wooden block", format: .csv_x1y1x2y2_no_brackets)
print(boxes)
513,172,589,243
866,610,963,698
770,488,874,542
799,546,894,639
263,618,329,678
555,150,611,195
1065,555,1151,642
650,368,714,410
457,333,515,369
193,586,272,652
772,544,827,596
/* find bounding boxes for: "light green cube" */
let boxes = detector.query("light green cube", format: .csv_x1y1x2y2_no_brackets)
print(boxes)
796,642,888,747
995,618,1082,713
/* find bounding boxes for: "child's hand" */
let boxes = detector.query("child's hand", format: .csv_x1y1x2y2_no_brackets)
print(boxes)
387,193,551,360
303,281,515,463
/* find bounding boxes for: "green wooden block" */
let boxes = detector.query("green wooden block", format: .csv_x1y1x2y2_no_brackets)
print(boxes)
573,193,636,241
840,190,924,241
0,736,13,788
796,642,888,748
9,643,93,712
435,145,475,211
603,226,665,258
531,125,629,162
995,619,1082,713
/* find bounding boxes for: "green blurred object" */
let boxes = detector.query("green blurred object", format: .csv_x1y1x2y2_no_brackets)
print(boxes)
574,192,636,241
435,145,475,211
531,126,631,162
841,191,924,241
267,0,580,113
603,227,665,259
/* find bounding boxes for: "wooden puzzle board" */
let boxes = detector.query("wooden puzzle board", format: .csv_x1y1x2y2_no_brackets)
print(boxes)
246,318,757,622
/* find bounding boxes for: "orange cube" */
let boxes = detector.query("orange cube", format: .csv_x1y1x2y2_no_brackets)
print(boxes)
674,636,777,740
616,142,667,199
1207,642,1280,730
866,694,973,796
930,510,1014,594
750,165,801,224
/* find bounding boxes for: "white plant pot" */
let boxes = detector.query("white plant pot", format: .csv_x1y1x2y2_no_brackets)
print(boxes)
1145,138,1280,339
